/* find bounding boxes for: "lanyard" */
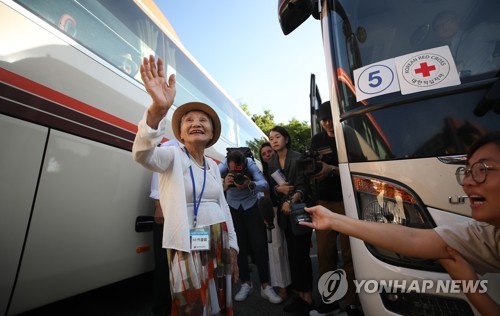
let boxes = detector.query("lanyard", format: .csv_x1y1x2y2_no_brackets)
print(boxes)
185,148,206,227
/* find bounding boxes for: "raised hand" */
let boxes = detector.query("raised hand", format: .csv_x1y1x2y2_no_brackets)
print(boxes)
140,55,176,128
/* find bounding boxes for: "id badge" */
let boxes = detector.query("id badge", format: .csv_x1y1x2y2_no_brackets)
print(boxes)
190,226,210,251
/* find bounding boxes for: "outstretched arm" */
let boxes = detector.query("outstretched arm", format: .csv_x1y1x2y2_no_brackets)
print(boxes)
438,247,500,316
302,205,449,260
132,56,176,171
140,55,176,129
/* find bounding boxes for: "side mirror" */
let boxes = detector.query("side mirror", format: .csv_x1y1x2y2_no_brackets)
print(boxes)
278,0,313,35
311,0,321,20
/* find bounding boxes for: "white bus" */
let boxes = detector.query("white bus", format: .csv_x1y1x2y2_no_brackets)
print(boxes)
0,0,266,314
279,0,499,315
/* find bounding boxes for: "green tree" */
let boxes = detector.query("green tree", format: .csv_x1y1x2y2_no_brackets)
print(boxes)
241,103,312,158
251,109,276,136
283,118,311,153
246,137,268,159
238,108,273,158
240,103,252,117
240,105,272,157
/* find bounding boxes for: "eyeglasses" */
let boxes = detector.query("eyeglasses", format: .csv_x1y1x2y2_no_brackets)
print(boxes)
455,161,496,186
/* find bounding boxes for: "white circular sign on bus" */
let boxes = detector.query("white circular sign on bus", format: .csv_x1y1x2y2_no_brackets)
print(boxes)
354,58,400,102
395,46,460,95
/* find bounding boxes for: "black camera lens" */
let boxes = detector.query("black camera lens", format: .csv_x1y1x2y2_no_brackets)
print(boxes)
234,173,246,185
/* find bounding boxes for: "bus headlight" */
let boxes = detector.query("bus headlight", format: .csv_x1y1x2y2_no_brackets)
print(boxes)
353,176,445,272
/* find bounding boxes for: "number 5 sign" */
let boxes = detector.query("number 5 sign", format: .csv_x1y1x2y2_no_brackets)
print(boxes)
353,47,460,102
353,58,400,102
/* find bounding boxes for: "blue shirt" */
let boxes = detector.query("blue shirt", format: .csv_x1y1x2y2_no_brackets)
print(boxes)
219,158,268,210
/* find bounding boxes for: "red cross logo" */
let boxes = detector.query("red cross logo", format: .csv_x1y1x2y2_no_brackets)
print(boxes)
414,62,436,77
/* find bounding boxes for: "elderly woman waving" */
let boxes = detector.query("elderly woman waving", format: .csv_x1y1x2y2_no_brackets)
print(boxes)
133,55,239,316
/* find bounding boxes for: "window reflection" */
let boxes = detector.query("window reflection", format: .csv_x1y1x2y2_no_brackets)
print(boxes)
332,0,500,114
15,0,264,146
343,91,498,162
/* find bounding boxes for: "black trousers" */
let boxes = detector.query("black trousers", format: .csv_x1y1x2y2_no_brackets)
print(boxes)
283,218,313,292
230,202,270,284
152,223,172,316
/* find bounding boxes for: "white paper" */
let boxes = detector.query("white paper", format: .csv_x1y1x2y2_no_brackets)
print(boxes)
271,170,286,185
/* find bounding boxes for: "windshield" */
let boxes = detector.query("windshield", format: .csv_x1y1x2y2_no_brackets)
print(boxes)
328,0,500,161
331,0,500,112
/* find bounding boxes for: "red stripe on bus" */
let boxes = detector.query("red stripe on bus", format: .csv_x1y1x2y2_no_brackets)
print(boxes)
0,67,138,134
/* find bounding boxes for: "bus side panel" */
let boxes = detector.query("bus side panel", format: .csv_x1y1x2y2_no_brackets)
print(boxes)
0,115,48,316
9,130,154,315
0,1,149,134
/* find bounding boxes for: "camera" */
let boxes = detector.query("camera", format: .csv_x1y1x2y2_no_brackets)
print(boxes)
230,164,247,186
291,206,312,224
233,171,246,185
296,147,332,176
289,203,313,236
226,148,250,187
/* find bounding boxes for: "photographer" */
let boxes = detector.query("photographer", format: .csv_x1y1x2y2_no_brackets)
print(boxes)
309,101,359,315
219,150,282,304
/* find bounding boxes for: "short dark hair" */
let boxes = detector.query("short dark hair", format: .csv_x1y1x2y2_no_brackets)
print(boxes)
270,126,291,148
227,149,247,167
467,131,500,161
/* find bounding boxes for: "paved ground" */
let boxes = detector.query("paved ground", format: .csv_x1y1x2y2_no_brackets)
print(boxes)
232,232,351,316
234,231,320,316
17,231,355,316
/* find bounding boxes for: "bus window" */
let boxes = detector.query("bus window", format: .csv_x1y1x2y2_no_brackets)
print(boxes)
14,0,264,147
329,0,500,114
343,88,497,162
16,0,144,78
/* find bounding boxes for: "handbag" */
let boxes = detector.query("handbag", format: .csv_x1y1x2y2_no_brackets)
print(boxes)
289,202,312,235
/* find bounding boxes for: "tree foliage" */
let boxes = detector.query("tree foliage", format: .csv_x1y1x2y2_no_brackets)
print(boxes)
241,105,312,159
251,109,275,136
240,104,252,117
284,118,312,152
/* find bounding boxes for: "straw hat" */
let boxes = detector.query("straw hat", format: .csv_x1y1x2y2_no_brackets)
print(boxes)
171,102,221,148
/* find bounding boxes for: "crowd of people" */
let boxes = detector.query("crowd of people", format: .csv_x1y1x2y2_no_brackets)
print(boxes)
132,55,498,316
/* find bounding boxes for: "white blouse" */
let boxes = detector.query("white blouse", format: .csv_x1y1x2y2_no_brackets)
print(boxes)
132,112,238,253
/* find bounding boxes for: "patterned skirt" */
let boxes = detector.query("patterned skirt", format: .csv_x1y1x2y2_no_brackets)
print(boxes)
167,222,233,316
